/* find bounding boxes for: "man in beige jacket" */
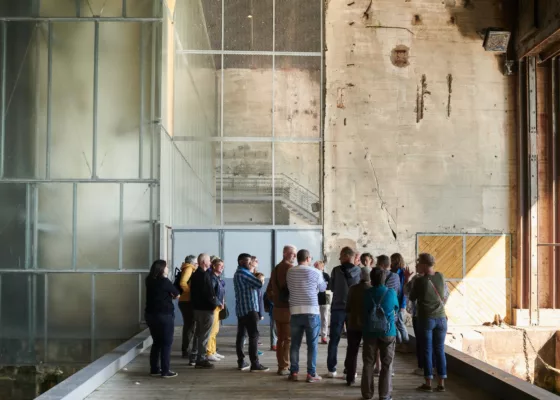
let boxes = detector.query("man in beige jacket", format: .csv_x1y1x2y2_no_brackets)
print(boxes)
266,245,296,376
178,255,197,364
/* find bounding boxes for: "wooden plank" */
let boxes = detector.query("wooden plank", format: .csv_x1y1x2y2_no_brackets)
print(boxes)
87,327,494,400
418,236,463,279
465,235,510,279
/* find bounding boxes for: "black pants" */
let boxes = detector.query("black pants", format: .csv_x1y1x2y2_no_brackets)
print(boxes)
236,311,260,366
178,301,196,357
145,313,175,374
344,329,363,383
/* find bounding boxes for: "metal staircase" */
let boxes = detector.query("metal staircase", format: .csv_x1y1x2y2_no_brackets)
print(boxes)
218,174,320,224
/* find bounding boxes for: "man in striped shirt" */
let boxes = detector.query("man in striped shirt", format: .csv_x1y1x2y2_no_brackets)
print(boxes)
286,249,327,383
234,253,269,372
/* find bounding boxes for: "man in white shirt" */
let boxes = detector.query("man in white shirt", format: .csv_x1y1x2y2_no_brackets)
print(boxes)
286,249,327,383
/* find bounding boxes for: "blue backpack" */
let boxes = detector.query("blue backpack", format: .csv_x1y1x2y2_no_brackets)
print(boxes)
367,288,389,334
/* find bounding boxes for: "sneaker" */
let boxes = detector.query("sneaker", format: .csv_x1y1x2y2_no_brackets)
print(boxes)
258,341,263,345
150,369,161,377
215,353,226,359
238,361,250,371
207,354,220,362
320,338,328,345
307,373,322,383
288,373,298,381
343,372,357,380
195,360,215,369
271,345,277,351
161,371,178,378
188,360,196,367
257,350,264,356
414,368,424,376
346,380,354,386
251,364,270,372
326,371,337,378
277,368,290,376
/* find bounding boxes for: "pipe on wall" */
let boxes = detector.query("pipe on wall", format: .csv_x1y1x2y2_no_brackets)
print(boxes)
518,58,528,309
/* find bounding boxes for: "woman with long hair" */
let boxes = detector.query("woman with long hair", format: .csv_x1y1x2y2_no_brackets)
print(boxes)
206,258,226,361
145,259,180,378
390,253,409,345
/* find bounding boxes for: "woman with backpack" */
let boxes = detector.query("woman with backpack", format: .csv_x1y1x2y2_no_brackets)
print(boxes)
361,268,399,400
405,253,448,393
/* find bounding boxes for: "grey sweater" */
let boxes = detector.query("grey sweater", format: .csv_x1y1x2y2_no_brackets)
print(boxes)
330,263,361,311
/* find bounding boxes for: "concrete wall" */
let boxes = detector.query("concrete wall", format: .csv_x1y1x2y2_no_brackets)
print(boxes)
323,0,516,274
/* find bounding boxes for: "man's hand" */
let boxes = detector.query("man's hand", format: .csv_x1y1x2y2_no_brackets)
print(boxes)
403,266,414,282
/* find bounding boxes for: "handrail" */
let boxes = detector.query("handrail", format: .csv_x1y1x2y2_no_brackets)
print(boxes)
219,174,319,217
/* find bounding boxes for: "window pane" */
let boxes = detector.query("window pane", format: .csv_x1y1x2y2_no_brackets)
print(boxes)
51,22,94,179
3,22,48,179
0,183,27,269
177,0,222,51
126,0,162,18
123,184,151,269
76,184,119,269
40,0,76,16
37,184,73,269
94,274,140,360
222,142,272,224
224,0,273,51
47,273,92,363
275,143,320,225
223,55,272,137
81,0,122,17
173,142,220,225
0,274,45,364
175,54,219,137
274,56,321,138
97,22,142,178
275,0,321,52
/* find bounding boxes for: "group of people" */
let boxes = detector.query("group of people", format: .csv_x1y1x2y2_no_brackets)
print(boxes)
144,245,449,400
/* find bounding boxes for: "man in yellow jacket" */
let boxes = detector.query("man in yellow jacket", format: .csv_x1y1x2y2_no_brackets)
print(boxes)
178,255,197,364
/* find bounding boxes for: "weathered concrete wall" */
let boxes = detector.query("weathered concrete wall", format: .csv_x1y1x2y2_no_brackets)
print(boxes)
447,327,559,393
324,0,516,272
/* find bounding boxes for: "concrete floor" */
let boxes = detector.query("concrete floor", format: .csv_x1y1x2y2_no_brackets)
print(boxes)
87,326,493,400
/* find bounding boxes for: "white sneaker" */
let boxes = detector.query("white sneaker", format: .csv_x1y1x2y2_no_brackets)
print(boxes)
215,353,225,359
207,354,220,362
327,371,337,378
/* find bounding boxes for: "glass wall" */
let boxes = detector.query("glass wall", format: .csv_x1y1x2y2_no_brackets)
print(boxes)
0,0,161,365
172,0,323,227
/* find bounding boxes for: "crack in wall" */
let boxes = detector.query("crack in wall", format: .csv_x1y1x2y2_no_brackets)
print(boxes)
416,74,431,123
447,73,453,118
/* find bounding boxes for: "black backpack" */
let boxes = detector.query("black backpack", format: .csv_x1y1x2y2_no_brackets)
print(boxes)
173,267,184,294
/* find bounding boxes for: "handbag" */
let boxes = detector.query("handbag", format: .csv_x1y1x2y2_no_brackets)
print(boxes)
219,305,229,320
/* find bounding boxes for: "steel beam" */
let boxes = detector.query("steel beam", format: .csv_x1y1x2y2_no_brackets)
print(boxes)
72,183,78,270
177,49,321,57
118,183,124,270
44,274,48,362
92,21,99,179
271,0,276,225
0,178,157,183
139,24,145,179
527,56,539,325
518,58,528,310
46,22,53,178
0,21,6,179
0,17,161,22
91,273,96,362
552,57,558,309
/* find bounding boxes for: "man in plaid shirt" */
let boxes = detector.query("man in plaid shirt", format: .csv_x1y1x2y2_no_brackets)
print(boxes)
234,253,269,372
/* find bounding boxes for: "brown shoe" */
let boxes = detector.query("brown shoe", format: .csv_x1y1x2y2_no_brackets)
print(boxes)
417,384,433,392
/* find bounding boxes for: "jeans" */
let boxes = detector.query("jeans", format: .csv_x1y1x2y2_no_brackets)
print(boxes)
206,307,221,356
178,301,197,359
320,305,330,339
193,309,214,363
270,316,278,347
236,311,260,366
361,336,396,400
344,329,362,383
421,317,448,379
412,317,436,369
289,314,321,376
395,309,409,344
327,309,346,372
145,313,175,375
